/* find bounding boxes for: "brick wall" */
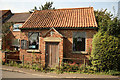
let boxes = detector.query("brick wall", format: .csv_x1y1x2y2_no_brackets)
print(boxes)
58,29,96,65
20,29,97,67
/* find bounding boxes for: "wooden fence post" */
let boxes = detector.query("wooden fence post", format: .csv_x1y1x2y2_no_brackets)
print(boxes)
5,52,7,63
32,57,33,67
22,55,24,66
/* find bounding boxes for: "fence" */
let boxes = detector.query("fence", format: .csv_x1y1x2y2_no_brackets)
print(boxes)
5,51,20,62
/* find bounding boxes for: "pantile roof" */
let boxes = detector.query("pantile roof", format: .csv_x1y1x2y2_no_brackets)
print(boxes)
21,7,97,29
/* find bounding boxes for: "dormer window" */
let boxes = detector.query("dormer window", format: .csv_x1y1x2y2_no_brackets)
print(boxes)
13,23,22,31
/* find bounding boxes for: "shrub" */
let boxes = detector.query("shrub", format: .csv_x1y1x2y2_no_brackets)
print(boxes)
106,70,120,76
55,66,64,74
61,63,80,72
18,64,23,68
2,61,5,65
8,60,14,66
91,31,120,71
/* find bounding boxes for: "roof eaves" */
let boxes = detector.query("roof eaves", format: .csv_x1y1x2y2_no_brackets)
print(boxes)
20,26,97,30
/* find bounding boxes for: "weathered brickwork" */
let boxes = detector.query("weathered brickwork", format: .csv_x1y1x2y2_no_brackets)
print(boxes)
20,29,96,67
58,29,96,64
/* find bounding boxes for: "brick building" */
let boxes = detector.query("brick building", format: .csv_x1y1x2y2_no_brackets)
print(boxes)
19,7,98,67
2,12,31,50
6,12,31,51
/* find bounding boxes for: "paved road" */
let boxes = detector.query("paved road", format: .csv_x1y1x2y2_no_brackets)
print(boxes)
2,70,120,80
2,70,54,78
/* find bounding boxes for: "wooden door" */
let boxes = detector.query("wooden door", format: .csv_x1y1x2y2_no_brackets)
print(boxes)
45,42,59,67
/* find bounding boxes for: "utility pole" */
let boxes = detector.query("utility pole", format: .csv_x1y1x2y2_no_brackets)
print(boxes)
118,1,120,19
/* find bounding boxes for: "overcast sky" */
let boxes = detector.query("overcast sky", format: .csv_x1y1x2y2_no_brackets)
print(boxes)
0,0,120,15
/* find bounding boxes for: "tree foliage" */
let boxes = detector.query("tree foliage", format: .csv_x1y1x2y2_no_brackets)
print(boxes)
91,9,120,71
94,9,113,31
29,2,55,13
39,2,55,10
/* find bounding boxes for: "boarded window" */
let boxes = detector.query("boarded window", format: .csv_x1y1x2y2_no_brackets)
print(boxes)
73,32,86,51
21,40,28,49
28,32,39,49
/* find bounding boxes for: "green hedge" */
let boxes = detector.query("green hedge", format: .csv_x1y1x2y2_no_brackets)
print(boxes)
91,31,120,71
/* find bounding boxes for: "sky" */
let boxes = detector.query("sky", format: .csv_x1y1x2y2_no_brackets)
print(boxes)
0,0,120,16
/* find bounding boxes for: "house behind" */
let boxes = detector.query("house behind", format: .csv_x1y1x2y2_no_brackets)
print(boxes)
2,11,31,51
1,10,31,62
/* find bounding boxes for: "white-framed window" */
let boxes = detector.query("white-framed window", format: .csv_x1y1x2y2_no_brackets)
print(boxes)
13,24,22,31
28,32,39,49
73,32,86,51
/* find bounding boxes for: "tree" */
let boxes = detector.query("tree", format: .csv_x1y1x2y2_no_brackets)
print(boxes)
39,2,55,10
94,9,113,31
29,2,55,13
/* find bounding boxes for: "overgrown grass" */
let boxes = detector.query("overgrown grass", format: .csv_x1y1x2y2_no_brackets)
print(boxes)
2,61,120,76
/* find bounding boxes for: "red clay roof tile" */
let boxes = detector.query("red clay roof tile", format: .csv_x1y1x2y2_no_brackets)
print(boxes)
21,7,97,29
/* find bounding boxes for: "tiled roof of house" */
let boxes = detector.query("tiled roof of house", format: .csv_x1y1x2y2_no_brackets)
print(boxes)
0,10,11,16
21,7,97,29
7,13,31,23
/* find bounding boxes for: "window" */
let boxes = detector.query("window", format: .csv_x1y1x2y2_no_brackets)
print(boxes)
12,39,20,46
21,40,28,49
12,39,20,51
73,32,86,51
28,32,39,49
13,24,22,31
